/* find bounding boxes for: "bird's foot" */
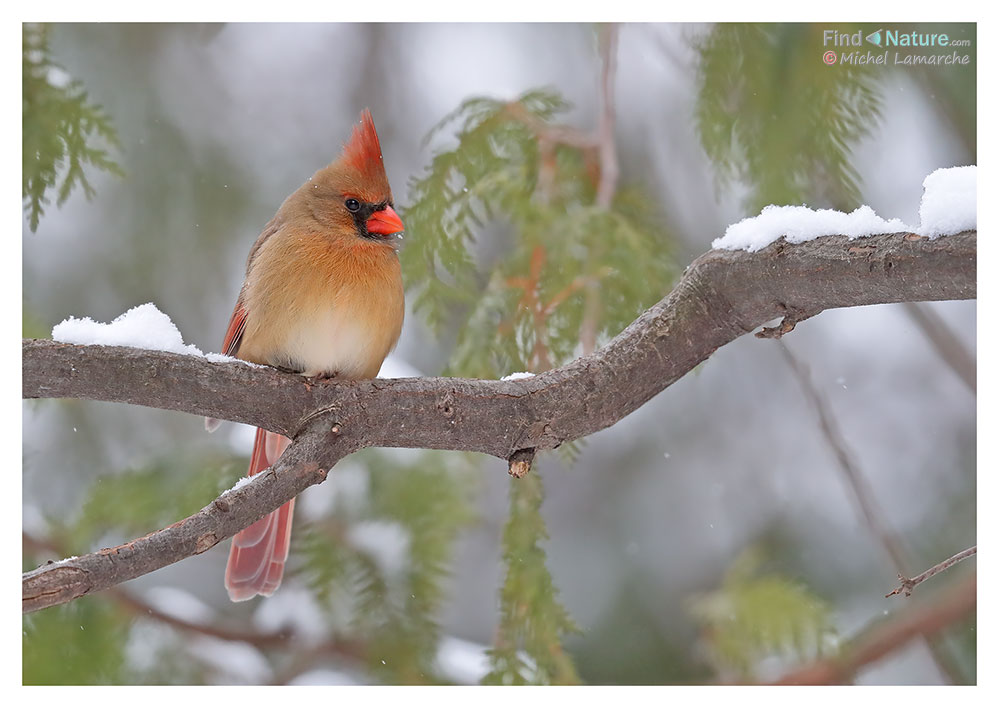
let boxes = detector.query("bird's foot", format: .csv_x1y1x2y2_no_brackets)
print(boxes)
303,371,339,391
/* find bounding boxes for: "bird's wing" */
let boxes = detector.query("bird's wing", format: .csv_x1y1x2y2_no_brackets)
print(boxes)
205,218,283,433
205,299,249,433
218,215,286,358
221,299,248,357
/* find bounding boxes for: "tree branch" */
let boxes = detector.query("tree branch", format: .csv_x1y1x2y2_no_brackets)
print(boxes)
776,339,912,575
886,545,977,598
776,338,968,682
774,572,976,685
23,531,368,682
580,23,621,355
901,301,976,394
595,23,620,210
22,230,976,612
22,441,335,613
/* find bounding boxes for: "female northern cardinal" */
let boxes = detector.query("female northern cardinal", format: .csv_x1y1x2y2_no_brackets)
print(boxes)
211,110,405,601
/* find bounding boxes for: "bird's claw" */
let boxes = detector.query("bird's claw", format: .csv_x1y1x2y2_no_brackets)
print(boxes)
303,371,338,391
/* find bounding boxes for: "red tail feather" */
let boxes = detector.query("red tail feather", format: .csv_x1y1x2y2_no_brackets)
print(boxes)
225,428,294,602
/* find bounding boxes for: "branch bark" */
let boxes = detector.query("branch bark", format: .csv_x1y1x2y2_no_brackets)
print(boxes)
22,230,977,612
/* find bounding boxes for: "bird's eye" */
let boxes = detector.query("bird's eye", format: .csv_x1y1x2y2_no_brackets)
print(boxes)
344,198,361,213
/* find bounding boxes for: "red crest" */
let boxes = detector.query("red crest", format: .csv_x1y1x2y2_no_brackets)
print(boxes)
342,109,385,174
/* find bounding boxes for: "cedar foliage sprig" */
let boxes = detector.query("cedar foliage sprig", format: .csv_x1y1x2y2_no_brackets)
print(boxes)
695,23,882,213
689,547,836,681
404,84,680,685
483,472,580,685
71,453,242,550
295,451,474,683
403,88,678,378
23,23,124,232
21,595,129,685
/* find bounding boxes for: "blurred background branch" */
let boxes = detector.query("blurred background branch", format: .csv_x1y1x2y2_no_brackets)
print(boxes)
595,23,619,210
774,572,976,685
776,339,973,683
777,340,911,574
901,302,976,394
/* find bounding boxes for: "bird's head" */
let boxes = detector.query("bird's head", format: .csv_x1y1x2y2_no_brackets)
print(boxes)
289,109,404,245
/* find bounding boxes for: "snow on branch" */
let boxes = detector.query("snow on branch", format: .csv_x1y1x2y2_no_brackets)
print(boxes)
22,229,976,613
713,165,976,252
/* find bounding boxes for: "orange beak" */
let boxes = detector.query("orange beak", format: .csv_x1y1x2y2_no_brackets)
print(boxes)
366,205,404,236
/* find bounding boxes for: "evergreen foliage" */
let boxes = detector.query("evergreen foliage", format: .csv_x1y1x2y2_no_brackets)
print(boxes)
22,23,123,232
70,453,241,548
295,451,475,683
403,86,681,682
689,547,836,680
402,88,678,377
695,23,882,212
22,594,129,685
484,471,580,685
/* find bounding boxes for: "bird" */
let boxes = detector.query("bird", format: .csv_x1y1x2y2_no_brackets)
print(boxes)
209,110,405,602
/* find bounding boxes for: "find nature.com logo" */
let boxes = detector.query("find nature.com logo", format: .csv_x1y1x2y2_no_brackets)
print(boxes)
821,28,971,66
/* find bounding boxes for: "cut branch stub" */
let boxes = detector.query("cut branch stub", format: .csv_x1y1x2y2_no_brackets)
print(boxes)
508,448,536,478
